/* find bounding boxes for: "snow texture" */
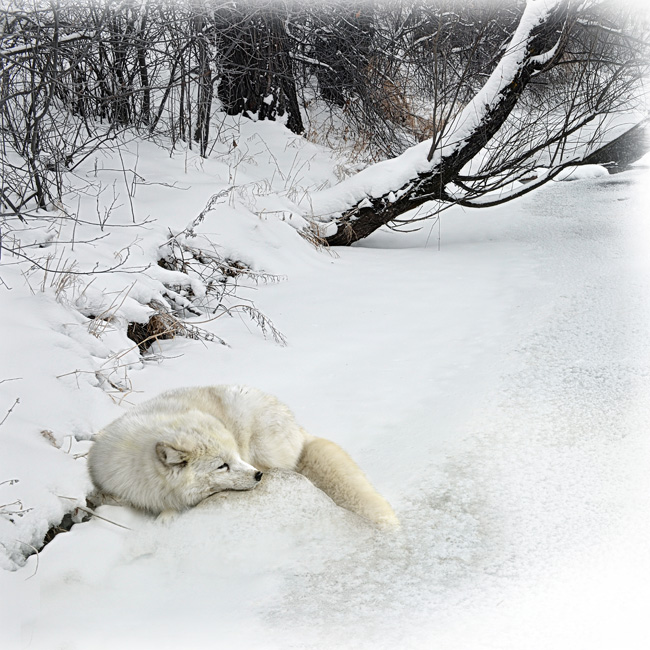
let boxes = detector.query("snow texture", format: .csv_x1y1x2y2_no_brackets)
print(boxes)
1,114,650,650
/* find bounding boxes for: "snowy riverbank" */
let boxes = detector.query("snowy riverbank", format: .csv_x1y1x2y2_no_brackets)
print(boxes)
2,120,650,649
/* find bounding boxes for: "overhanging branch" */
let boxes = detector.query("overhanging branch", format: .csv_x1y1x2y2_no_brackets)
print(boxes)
321,0,571,246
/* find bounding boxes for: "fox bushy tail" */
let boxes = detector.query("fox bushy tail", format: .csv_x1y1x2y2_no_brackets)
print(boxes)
296,435,399,528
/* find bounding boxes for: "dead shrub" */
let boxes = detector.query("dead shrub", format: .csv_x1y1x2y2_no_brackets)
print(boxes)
126,301,224,353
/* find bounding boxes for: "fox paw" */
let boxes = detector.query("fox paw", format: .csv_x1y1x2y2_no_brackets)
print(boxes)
156,509,178,525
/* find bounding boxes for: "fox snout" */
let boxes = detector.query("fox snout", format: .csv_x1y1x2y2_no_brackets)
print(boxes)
227,462,263,491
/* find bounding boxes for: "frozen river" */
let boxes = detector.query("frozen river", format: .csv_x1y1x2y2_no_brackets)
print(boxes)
6,162,650,650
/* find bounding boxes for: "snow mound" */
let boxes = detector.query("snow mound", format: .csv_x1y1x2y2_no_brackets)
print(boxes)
554,164,610,182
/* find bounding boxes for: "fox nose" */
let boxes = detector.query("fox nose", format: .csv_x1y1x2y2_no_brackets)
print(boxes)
254,471,263,482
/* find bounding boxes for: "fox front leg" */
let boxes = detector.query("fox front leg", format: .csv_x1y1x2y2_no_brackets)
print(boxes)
156,509,179,525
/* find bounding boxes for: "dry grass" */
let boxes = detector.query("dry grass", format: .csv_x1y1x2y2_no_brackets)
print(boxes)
126,300,226,353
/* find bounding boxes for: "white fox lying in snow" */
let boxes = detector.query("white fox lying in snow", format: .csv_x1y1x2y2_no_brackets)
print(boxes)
88,385,398,528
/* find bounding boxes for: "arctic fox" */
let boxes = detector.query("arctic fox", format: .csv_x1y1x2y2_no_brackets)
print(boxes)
88,385,398,527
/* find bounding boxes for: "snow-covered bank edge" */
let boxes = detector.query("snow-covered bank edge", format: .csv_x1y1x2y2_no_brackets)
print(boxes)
0,119,340,571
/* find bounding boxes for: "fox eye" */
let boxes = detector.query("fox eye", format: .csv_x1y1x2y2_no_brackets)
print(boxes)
217,463,229,471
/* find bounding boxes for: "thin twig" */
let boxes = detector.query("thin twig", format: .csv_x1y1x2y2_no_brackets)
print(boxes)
0,398,20,427
15,540,40,579
57,496,132,530
74,505,132,530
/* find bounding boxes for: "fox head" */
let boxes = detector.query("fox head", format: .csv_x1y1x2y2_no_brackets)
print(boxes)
89,408,265,515
150,412,263,512
155,439,262,505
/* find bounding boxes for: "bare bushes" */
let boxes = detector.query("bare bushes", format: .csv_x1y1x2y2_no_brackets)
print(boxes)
157,191,287,347
0,0,297,361
0,1,218,213
125,303,219,353
76,191,288,358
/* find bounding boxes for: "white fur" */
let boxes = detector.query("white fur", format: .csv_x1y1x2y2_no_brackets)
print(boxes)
88,385,398,527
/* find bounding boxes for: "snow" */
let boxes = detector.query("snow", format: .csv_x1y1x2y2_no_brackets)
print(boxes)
2,116,650,650
555,163,610,181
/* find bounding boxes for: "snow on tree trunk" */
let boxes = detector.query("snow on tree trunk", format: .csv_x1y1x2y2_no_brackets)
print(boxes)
306,0,569,246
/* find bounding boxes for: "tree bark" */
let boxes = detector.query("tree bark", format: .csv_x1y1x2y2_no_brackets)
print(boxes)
136,10,150,126
193,13,213,157
214,7,304,135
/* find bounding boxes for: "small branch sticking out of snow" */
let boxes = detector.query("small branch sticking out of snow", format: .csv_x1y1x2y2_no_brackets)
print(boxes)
0,398,20,427
15,540,40,579
68,503,132,531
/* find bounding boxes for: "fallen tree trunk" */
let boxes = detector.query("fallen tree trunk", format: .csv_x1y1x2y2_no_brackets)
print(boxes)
581,119,650,170
318,0,570,246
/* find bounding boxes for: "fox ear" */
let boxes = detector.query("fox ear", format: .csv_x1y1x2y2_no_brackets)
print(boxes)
156,442,189,468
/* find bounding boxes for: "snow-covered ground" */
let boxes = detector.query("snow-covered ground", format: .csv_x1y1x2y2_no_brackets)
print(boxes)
1,118,650,649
